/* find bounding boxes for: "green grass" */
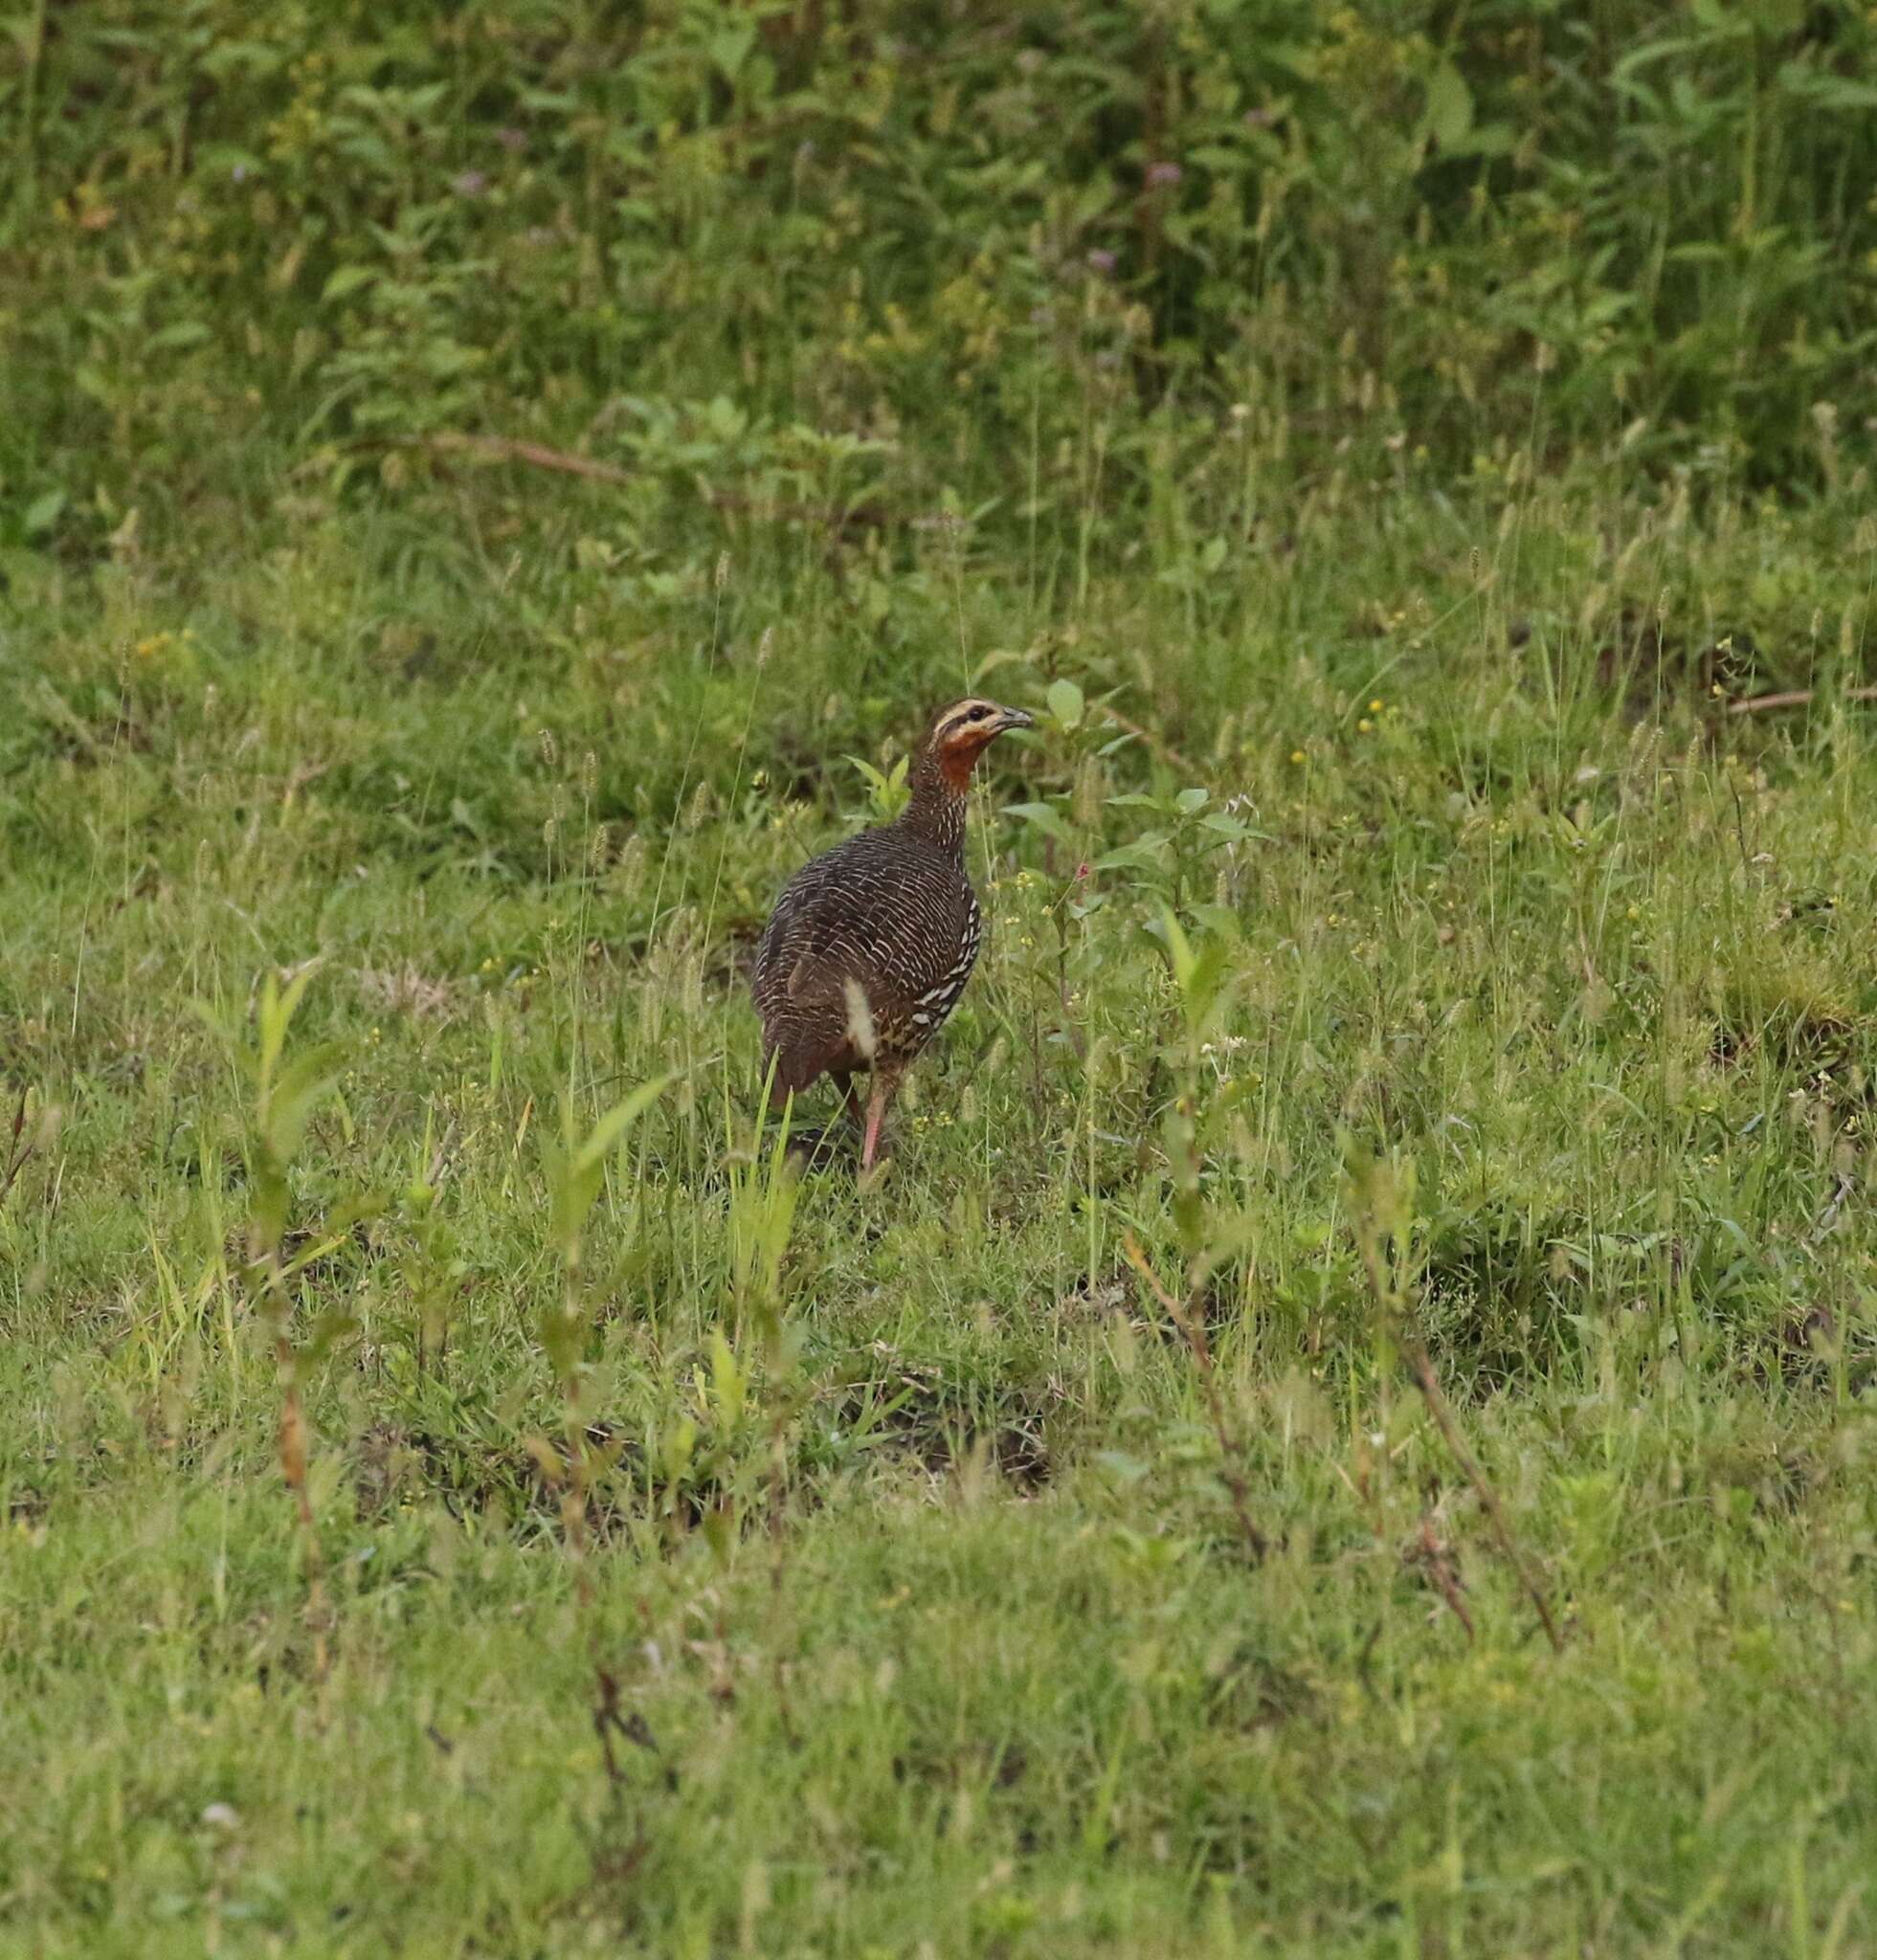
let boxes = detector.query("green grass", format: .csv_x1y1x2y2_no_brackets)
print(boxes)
3,468,1875,1956
5,3,1877,1952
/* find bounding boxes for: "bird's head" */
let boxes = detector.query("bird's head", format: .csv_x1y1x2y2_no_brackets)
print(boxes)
927,697,1034,791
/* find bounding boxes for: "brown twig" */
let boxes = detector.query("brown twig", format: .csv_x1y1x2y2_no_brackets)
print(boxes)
293,432,635,485
1411,1514,1475,1642
1100,706,1195,773
256,1241,328,1682
1355,1618,1385,1704
1405,1334,1561,1652
1121,1233,1268,1562
592,1657,673,1811
1726,686,1877,716
1353,1231,1565,1655
768,1448,802,1753
417,433,634,483
0,1088,35,1208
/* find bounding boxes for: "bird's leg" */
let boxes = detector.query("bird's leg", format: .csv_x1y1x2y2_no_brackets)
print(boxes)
860,1069,896,1171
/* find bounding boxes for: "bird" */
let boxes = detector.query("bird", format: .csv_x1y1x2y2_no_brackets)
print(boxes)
751,697,1034,1170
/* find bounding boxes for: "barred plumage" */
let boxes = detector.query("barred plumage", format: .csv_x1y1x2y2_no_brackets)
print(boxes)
752,698,1033,1169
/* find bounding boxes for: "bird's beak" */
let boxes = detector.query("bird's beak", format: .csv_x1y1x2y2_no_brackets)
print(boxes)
994,704,1035,732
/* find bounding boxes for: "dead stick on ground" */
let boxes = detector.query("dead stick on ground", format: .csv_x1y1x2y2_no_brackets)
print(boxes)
1121,1233,1268,1562
294,433,634,485
419,433,634,484
1354,1234,1565,1655
0,1088,36,1208
1727,686,1877,716
1415,1516,1475,1643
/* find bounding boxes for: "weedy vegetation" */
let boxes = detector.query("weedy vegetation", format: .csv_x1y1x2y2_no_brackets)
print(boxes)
3,3,1876,1953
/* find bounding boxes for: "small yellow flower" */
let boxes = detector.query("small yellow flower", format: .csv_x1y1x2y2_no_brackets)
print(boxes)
1369,698,1383,712
1289,748,1306,765
1357,718,1374,734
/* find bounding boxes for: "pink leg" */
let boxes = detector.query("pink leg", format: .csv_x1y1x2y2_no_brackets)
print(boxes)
860,1073,892,1171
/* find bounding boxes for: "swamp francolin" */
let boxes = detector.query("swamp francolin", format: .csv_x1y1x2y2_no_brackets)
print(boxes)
751,698,1034,1169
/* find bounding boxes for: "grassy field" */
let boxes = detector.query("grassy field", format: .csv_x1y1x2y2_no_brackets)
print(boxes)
6,463,1876,1956
5,5,1877,1955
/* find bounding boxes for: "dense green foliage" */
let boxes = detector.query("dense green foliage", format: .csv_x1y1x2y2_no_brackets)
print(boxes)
5,0,1876,562
4,4,1877,1955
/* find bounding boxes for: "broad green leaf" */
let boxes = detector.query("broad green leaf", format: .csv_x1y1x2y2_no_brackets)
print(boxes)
571,1075,675,1176
265,1044,345,1162
23,489,66,536
257,964,323,1087
1155,905,1195,991
322,263,377,303
1091,843,1167,875
1006,800,1075,845
709,1329,747,1427
1423,63,1473,148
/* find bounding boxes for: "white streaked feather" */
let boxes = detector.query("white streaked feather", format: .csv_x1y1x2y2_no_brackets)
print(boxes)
840,978,878,1060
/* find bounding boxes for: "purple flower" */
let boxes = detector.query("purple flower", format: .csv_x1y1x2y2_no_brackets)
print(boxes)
1086,248,1117,275
231,163,250,184
453,169,488,198
1243,107,1276,129
496,127,526,153
1146,161,1183,189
